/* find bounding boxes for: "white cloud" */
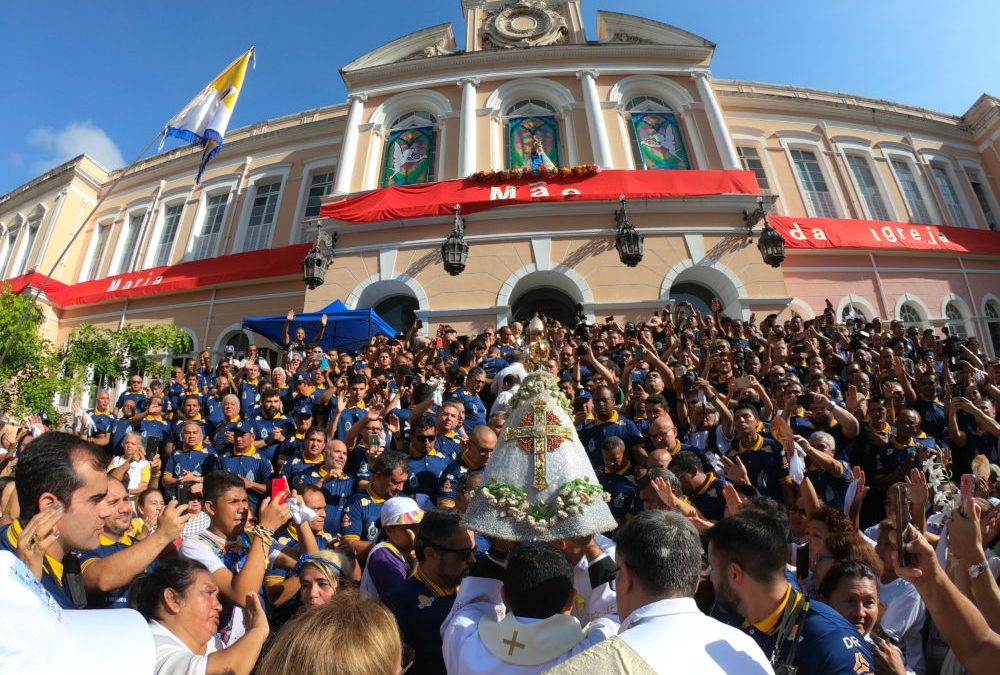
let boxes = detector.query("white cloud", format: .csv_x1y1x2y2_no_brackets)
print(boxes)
26,121,126,174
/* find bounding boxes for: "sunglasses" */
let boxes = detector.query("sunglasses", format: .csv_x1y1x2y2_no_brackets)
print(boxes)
415,435,436,442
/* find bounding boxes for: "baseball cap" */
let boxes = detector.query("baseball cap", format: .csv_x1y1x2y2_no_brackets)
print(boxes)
293,400,314,417
379,496,424,527
233,418,255,434
293,372,310,385
224,345,236,355
0,551,155,675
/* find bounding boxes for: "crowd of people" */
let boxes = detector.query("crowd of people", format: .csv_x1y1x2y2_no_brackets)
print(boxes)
2,298,1000,674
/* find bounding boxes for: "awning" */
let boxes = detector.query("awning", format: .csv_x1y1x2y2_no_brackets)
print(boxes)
320,169,760,223
243,300,395,353
4,243,312,308
772,215,1000,256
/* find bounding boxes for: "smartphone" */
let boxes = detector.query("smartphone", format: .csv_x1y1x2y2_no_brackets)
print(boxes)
144,436,161,463
416,319,423,329
796,393,816,408
960,473,976,518
631,379,643,391
633,347,643,361
321,357,329,369
734,375,752,390
795,543,810,580
605,316,614,324
176,482,191,504
890,483,911,566
368,432,381,449
270,477,289,505
402,374,414,388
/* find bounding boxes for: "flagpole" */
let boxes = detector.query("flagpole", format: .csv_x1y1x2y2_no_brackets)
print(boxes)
0,128,166,370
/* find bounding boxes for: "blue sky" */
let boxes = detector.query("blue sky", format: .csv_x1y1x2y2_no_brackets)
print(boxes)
1,0,997,195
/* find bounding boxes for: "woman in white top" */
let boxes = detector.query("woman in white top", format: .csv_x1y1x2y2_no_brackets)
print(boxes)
135,557,269,675
110,431,152,496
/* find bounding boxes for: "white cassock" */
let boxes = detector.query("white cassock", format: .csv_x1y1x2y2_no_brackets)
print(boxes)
441,561,619,674
570,534,615,625
545,597,775,675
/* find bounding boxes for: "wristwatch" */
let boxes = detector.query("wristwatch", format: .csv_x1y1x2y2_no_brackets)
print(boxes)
969,560,990,579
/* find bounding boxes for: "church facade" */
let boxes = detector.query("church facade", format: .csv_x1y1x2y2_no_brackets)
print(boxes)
3,0,1000,371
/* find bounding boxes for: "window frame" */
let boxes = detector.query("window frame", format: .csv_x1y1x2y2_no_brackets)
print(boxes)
503,100,562,171
778,134,847,219
881,147,937,225
842,150,894,222
234,166,290,254
923,153,974,228
144,190,191,269
108,205,149,276
379,111,440,188
958,160,1000,229
79,216,115,282
1,215,23,278
185,177,238,262
11,208,43,276
623,95,692,171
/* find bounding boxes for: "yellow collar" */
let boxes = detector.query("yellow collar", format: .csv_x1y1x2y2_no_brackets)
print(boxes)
95,408,112,416
183,442,207,453
669,439,682,456
745,584,795,634
145,415,164,422
366,486,386,504
10,520,63,584
227,416,241,423
696,472,717,495
98,531,134,547
413,564,456,598
441,429,457,439
245,379,259,386
460,450,482,470
739,434,764,453
595,410,619,425
302,454,324,465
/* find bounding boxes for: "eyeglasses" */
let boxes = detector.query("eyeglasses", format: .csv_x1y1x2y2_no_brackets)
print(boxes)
430,543,476,559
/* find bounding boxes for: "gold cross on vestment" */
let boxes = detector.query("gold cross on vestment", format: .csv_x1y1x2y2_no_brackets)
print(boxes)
503,630,526,657
502,400,573,489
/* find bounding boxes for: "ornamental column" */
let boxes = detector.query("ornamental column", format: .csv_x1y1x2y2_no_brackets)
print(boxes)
692,72,741,170
577,69,613,169
458,77,480,177
333,93,367,195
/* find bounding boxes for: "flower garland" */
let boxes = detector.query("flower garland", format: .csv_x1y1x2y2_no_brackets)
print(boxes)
468,165,600,184
510,372,570,412
480,478,610,531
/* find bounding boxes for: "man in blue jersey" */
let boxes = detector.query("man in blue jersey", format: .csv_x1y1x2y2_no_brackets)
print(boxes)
206,420,273,512
319,440,355,535
670,450,728,521
0,432,112,608
79,477,188,608
86,389,116,447
438,424,496,509
403,415,451,504
387,508,475,675
449,367,489,435
341,451,409,561
115,374,148,414
579,386,644,469
727,402,792,505
283,427,328,489
597,436,639,523
706,505,875,675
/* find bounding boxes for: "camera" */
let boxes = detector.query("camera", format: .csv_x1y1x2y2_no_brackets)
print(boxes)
625,323,638,338
680,370,698,392
942,336,961,359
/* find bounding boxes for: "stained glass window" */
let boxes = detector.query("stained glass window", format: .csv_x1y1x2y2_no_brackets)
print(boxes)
381,112,437,188
625,97,690,170
506,100,561,169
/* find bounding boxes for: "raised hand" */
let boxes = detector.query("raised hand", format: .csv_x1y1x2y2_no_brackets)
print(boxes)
722,482,745,517
286,310,295,322
720,454,750,485
157,499,190,541
16,503,63,580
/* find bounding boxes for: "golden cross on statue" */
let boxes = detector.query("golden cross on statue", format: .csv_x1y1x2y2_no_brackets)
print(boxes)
503,630,526,657
502,400,573,489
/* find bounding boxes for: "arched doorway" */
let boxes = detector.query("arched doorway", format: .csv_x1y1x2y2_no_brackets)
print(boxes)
511,287,578,326
374,295,418,333
668,281,715,314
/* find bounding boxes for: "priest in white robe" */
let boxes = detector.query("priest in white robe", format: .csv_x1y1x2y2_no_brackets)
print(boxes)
442,543,618,674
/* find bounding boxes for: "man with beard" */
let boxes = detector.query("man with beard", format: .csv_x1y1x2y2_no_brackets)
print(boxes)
706,507,873,674
79,478,188,607
388,509,476,675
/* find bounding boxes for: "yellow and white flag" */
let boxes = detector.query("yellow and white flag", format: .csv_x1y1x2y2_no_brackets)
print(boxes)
163,47,254,183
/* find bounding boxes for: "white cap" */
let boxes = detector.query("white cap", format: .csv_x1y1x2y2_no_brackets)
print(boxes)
380,496,424,527
0,552,155,674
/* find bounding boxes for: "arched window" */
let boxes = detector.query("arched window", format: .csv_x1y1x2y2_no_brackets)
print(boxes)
985,301,1000,357
506,100,561,170
842,304,867,323
945,302,968,339
223,330,250,357
898,303,922,326
381,111,438,187
625,96,690,170
373,295,418,333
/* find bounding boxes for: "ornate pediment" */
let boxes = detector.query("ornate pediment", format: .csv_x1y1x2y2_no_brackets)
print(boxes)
342,23,457,72
482,0,568,49
596,11,715,49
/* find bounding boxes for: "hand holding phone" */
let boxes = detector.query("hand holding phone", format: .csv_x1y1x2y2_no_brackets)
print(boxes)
176,482,191,504
270,477,289,505
890,484,911,566
145,437,161,463
960,473,975,518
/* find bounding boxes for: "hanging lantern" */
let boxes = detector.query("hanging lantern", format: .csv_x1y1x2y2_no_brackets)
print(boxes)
757,221,786,268
614,196,644,267
441,204,468,276
301,228,337,290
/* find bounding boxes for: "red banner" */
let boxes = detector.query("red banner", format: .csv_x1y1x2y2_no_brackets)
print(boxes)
5,243,312,308
771,215,1000,256
320,169,761,223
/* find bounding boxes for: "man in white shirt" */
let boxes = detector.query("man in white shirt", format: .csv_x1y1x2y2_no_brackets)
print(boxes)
491,352,528,397
442,542,618,674
548,511,773,674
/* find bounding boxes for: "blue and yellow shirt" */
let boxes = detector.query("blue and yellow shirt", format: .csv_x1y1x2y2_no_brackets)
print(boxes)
321,473,356,535
0,521,72,608
341,487,386,543
78,531,154,608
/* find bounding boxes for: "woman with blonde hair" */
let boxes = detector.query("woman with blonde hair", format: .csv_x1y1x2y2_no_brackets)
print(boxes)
297,549,355,610
256,590,403,675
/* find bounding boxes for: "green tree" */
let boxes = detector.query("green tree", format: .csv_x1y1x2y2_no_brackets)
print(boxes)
61,322,192,390
0,285,62,419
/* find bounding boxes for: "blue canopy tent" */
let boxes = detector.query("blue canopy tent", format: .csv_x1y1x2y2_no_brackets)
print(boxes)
242,300,396,354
